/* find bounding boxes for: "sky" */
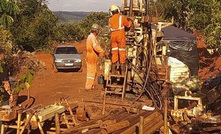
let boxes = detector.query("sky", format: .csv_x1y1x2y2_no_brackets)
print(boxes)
47,0,122,12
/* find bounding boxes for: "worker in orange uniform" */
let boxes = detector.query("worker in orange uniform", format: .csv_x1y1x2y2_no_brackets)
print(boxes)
85,24,105,91
109,4,133,75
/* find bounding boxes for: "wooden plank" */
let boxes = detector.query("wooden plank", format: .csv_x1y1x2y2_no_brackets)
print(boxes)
106,84,123,88
104,120,130,133
117,111,161,134
27,105,65,122
109,74,125,78
84,99,131,107
144,120,164,134
143,114,163,132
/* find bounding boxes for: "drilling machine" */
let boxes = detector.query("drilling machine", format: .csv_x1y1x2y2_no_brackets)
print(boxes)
103,1,221,133
103,0,171,110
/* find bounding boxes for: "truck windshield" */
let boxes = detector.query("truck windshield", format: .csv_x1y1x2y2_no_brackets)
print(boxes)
55,47,78,54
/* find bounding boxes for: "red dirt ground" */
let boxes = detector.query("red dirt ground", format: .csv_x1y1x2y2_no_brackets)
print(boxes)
19,33,220,106
19,40,102,106
196,32,221,81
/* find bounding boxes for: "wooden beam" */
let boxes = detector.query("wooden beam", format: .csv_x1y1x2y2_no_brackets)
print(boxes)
55,113,60,134
139,116,144,134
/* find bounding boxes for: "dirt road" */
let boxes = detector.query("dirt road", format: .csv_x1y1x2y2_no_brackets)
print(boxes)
20,40,102,106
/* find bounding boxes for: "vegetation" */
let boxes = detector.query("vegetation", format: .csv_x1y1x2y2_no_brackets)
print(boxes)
52,23,85,42
10,0,58,51
54,11,90,22
156,0,221,48
11,69,34,94
0,0,19,27
1,0,221,102
52,12,109,43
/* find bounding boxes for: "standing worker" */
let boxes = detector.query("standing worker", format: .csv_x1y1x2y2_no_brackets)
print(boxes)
85,24,105,91
0,49,13,132
109,4,133,75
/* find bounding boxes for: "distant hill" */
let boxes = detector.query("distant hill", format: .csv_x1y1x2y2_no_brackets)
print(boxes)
53,11,91,22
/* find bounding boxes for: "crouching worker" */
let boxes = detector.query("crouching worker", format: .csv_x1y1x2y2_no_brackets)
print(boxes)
85,24,105,91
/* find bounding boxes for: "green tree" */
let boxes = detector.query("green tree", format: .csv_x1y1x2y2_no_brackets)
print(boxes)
157,0,221,47
52,12,109,42
10,0,58,50
80,12,109,35
52,22,85,42
204,0,221,47
0,0,19,27
157,0,196,30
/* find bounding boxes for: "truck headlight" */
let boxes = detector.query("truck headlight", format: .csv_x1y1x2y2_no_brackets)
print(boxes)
75,59,81,62
55,59,62,63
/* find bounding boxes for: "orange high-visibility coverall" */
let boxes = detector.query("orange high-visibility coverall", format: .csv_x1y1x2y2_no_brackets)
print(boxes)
85,33,104,90
109,14,132,64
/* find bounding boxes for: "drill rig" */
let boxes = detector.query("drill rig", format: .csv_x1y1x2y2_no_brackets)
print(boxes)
104,0,172,110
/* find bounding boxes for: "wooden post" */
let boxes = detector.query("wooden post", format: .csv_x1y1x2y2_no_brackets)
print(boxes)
16,112,22,134
34,115,44,134
20,112,34,134
55,113,60,134
164,98,168,134
122,66,128,100
37,121,44,134
102,90,106,115
1,124,5,134
139,116,144,134
62,113,70,129
65,100,78,126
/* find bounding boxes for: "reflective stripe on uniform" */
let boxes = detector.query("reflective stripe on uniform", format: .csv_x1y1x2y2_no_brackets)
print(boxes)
119,48,126,51
93,40,98,47
110,15,125,32
112,47,119,51
87,76,95,80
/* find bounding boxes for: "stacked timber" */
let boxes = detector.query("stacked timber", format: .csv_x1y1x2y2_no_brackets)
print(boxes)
63,110,163,134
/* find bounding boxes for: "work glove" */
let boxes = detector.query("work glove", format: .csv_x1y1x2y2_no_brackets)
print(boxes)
127,17,135,22
99,52,105,57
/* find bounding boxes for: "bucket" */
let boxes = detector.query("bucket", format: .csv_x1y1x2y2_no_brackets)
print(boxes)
104,60,111,80
98,75,104,84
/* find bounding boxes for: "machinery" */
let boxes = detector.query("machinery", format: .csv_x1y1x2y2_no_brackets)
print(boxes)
104,0,172,110
103,1,221,133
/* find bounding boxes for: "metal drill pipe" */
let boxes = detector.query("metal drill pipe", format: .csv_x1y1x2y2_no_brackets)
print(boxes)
129,0,133,17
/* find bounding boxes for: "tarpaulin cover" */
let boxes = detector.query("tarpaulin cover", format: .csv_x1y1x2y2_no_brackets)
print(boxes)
162,26,196,41
167,41,199,76
159,26,199,76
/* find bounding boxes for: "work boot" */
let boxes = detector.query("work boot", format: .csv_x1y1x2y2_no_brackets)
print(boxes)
111,63,117,75
120,63,126,75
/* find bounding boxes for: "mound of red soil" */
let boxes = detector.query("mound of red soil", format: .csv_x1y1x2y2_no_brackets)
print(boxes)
195,32,221,81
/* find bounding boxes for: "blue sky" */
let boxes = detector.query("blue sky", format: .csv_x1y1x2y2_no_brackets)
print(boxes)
47,0,122,12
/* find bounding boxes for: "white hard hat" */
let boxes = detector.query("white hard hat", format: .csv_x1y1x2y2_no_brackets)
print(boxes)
109,5,119,12
91,24,99,31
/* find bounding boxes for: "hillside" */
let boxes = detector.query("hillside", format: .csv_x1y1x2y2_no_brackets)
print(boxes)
54,11,91,22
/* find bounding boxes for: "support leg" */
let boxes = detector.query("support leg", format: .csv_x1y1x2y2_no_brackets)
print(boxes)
102,89,107,115
17,112,22,134
55,113,60,134
1,123,5,134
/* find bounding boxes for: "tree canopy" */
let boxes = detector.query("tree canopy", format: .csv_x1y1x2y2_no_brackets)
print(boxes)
0,0,19,27
156,0,221,47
